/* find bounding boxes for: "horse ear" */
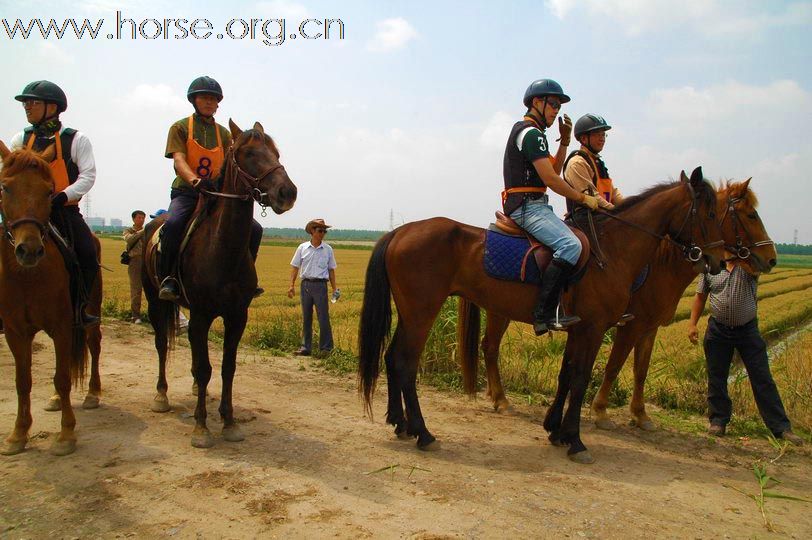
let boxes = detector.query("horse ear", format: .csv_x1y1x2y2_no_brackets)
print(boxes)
229,118,242,139
253,122,265,134
679,170,689,183
741,177,752,192
39,143,56,163
689,166,703,185
0,139,10,159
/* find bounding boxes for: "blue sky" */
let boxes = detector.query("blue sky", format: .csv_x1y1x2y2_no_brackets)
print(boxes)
0,0,810,243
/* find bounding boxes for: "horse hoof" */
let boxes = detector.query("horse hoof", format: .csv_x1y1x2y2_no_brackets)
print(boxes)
50,438,76,456
568,450,595,465
222,425,245,443
548,433,568,447
396,430,411,440
191,429,215,448
634,419,657,432
417,438,440,452
82,394,100,409
1,440,27,455
44,396,61,412
494,400,515,414
150,394,171,413
594,417,617,431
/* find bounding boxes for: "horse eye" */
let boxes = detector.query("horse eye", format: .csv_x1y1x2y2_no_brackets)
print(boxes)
709,211,716,218
747,212,758,220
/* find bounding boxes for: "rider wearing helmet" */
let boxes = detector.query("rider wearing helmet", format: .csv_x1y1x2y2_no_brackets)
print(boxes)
10,80,100,327
563,113,622,213
159,76,264,301
503,79,601,335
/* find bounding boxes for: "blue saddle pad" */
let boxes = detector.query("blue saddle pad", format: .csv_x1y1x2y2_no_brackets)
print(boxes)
483,229,542,285
631,264,650,293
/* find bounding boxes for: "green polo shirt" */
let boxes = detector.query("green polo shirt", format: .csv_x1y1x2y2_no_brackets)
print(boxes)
165,113,232,190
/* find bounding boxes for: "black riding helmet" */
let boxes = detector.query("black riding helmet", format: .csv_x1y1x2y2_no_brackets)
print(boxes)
15,80,68,113
574,114,611,139
187,76,223,103
523,79,570,108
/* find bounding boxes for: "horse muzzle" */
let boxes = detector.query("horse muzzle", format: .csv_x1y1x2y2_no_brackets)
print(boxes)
14,239,45,267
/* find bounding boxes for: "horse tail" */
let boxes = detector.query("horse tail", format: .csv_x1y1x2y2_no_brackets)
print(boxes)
358,230,396,417
70,321,88,385
458,298,481,395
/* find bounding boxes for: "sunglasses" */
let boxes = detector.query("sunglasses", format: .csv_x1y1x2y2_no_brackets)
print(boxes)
545,99,562,110
314,228,327,233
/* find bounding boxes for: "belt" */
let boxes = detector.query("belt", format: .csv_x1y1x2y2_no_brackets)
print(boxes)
302,278,328,282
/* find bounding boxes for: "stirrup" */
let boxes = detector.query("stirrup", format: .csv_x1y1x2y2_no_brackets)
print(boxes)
616,313,635,327
546,302,581,331
159,276,180,301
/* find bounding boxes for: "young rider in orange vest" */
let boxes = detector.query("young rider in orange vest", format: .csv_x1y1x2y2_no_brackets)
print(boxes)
563,114,622,212
502,79,601,335
10,80,100,327
159,76,264,301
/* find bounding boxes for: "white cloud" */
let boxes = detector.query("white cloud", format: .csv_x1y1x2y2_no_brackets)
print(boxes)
255,0,310,21
479,111,513,149
545,0,812,37
37,41,74,64
114,83,187,113
367,18,417,52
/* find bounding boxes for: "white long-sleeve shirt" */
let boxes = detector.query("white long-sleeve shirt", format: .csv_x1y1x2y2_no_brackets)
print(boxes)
10,128,96,202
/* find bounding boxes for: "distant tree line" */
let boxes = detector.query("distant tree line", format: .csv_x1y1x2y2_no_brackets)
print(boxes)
261,228,386,241
776,243,812,255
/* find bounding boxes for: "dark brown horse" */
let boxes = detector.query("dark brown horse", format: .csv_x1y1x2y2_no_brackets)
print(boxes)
359,168,725,463
0,147,102,455
460,181,776,432
143,120,296,448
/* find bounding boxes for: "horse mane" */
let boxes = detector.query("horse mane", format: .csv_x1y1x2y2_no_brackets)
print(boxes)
722,179,758,207
611,177,716,215
0,149,53,182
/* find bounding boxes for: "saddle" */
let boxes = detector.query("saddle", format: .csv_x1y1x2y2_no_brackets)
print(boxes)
483,212,590,285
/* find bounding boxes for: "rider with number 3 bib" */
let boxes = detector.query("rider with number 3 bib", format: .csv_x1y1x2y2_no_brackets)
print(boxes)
159,76,264,301
502,79,601,336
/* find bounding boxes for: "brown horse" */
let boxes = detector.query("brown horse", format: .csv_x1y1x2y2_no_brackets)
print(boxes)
359,167,725,463
461,181,776,431
0,147,102,455
143,120,297,448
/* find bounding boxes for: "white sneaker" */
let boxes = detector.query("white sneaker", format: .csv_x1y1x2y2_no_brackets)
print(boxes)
133,318,142,325
178,311,189,330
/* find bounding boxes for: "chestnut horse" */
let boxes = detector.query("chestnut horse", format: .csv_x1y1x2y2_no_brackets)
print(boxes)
143,120,297,448
359,167,725,463
0,146,102,456
460,181,775,433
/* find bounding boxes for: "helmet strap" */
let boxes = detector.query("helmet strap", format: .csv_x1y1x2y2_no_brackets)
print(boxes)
584,133,599,155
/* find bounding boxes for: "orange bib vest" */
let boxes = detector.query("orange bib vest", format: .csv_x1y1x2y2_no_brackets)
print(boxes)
185,115,224,181
567,149,615,203
26,131,76,206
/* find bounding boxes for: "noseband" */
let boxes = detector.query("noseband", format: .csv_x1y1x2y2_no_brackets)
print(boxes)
719,196,775,259
0,201,48,246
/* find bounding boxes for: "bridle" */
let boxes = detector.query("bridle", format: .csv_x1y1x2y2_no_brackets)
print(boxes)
200,138,285,218
587,181,724,267
0,187,49,247
718,195,774,259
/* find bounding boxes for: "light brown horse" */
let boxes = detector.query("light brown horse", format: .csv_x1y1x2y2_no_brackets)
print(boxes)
0,146,102,456
460,181,775,432
143,120,296,448
359,167,725,463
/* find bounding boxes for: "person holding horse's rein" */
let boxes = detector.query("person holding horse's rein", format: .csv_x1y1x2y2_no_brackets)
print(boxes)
563,114,622,212
503,79,601,336
9,80,99,328
159,75,264,301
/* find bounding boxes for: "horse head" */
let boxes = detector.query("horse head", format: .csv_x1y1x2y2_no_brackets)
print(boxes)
0,145,55,267
718,179,776,273
226,119,297,215
675,166,725,275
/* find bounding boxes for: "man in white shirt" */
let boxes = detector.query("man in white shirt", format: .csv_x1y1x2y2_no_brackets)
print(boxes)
287,219,338,355
11,80,99,327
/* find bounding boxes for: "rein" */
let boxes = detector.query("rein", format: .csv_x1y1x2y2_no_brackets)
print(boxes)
0,205,48,246
719,196,775,259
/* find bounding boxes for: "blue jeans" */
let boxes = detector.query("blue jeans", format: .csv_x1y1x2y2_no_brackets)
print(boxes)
509,196,581,265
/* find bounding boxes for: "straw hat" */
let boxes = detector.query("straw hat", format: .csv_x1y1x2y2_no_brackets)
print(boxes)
305,218,332,234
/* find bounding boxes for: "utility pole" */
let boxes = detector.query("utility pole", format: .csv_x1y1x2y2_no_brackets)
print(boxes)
389,208,394,231
83,193,92,218
794,229,798,246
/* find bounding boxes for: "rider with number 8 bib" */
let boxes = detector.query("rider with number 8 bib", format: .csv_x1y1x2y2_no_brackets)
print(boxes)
159,76,264,301
502,79,601,336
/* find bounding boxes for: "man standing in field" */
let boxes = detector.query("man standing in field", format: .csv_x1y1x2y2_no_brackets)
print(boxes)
123,210,146,323
688,255,803,445
287,219,338,356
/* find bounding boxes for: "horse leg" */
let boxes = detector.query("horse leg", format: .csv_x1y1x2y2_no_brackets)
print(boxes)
543,339,574,445
397,319,439,450
1,329,34,455
482,314,511,413
50,327,78,456
559,331,603,464
189,312,215,448
629,330,658,431
148,293,171,413
82,325,102,409
592,326,637,430
385,323,408,439
220,311,248,443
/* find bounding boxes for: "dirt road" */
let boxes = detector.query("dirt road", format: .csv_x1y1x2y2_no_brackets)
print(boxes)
1,321,810,538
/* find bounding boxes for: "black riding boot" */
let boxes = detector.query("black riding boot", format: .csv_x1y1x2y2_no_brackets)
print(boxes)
79,269,100,328
250,220,264,298
158,248,180,301
532,259,581,336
